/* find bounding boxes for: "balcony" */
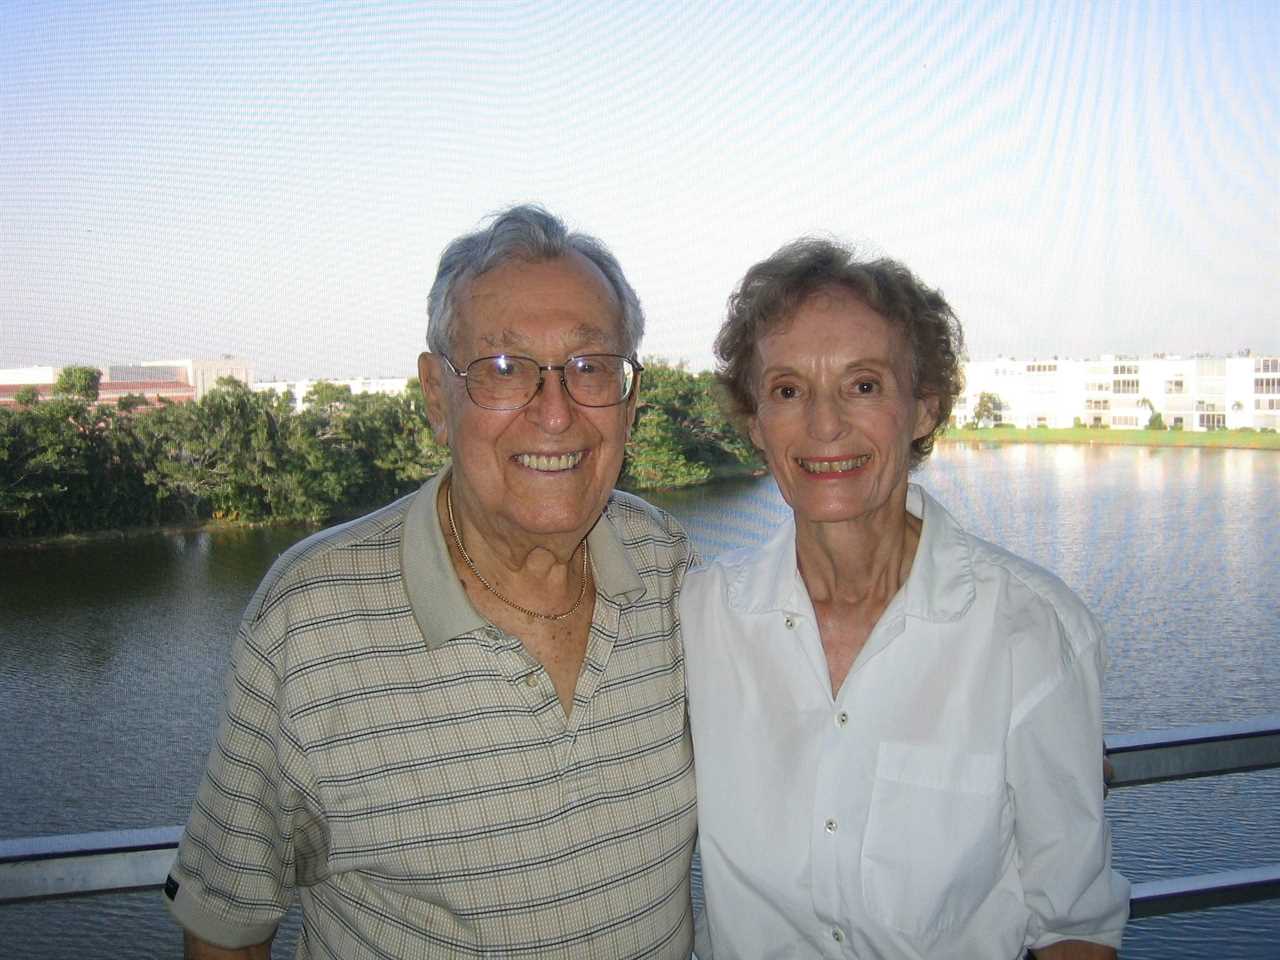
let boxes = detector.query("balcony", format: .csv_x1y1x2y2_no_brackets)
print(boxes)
3,716,1278,934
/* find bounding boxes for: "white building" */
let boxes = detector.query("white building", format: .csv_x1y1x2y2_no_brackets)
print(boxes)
253,376,412,410
959,354,1280,432
141,357,253,399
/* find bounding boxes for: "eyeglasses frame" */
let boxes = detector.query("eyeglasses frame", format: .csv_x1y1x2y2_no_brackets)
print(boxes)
439,352,644,410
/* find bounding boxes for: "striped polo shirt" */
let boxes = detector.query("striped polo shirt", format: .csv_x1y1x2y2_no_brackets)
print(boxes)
165,469,696,958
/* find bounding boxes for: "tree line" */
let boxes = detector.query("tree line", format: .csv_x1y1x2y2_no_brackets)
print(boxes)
0,363,760,539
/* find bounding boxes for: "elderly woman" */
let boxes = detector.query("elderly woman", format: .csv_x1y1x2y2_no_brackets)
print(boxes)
683,240,1129,959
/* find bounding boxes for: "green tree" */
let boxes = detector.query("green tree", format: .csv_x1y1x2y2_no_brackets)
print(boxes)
54,366,102,402
621,360,756,489
13,385,40,407
2,360,770,537
625,406,712,489
1138,397,1165,431
116,393,148,412
973,392,1002,426
0,397,97,535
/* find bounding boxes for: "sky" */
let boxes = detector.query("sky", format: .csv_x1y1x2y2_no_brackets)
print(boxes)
2,0,1277,380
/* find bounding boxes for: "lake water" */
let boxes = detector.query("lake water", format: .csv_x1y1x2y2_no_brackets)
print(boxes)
1,443,1277,957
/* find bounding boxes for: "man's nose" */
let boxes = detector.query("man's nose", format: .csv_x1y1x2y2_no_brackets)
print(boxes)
526,371,575,432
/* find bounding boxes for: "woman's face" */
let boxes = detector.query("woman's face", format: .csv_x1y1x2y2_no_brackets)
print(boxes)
748,286,936,528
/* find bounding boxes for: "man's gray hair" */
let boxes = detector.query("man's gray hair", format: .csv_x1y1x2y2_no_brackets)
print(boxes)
427,204,644,356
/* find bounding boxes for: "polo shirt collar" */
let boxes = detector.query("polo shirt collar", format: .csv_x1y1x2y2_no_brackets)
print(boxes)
401,469,645,651
725,482,975,623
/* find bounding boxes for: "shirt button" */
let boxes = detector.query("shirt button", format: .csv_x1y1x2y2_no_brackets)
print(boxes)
524,674,538,687
835,710,849,728
832,927,845,943
784,615,796,629
824,817,838,834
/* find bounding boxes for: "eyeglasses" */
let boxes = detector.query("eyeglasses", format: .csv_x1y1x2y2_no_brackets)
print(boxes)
441,353,643,410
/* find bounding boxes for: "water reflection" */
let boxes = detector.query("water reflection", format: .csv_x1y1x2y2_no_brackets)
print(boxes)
1,447,1277,958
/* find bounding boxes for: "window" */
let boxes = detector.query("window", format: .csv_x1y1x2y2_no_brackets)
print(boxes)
1113,379,1140,394
1256,358,1280,373
1198,413,1226,429
1086,399,1110,411
1112,415,1139,427
1113,364,1139,375
1164,379,1183,394
1255,377,1280,394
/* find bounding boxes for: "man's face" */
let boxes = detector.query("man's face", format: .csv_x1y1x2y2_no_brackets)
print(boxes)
419,252,636,549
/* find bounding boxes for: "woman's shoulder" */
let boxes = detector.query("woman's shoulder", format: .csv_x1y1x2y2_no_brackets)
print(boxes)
686,540,767,585
964,533,1103,656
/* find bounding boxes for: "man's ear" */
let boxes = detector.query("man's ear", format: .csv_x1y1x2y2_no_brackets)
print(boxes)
624,369,642,442
418,352,450,445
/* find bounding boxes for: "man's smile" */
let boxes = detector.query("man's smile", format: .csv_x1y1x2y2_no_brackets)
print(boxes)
514,450,585,472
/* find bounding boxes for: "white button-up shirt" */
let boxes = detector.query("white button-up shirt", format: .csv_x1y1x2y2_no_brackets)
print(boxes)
683,484,1129,959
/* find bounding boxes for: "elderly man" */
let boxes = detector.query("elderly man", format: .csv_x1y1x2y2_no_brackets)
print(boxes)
166,205,697,958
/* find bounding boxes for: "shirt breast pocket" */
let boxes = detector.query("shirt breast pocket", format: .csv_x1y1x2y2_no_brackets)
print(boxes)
859,740,1004,940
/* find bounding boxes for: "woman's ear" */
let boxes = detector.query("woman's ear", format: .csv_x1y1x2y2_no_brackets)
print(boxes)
914,393,941,442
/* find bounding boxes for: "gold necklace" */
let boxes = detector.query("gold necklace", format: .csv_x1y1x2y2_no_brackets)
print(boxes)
446,483,590,622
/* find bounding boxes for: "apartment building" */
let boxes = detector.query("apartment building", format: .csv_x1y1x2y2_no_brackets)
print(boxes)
959,355,1280,431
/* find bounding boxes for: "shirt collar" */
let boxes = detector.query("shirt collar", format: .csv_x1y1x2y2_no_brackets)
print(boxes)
901,483,976,623
725,482,975,623
401,469,645,651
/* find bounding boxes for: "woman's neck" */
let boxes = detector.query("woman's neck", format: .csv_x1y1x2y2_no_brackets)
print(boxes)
794,497,922,610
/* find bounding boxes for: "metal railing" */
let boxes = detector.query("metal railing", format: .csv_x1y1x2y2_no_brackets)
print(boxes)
3,716,1279,919
1104,714,1280,918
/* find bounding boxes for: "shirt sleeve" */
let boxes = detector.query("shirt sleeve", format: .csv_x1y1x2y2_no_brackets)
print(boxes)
164,605,323,948
1007,615,1130,951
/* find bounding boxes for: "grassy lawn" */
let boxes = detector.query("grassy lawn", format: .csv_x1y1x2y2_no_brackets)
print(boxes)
940,426,1280,450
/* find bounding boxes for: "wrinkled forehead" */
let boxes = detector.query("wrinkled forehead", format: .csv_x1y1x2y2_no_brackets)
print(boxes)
472,322,616,356
763,285,907,353
749,284,916,387
453,252,625,357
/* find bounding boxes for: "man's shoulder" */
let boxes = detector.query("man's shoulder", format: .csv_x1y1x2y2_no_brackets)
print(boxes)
604,489,689,550
245,489,418,623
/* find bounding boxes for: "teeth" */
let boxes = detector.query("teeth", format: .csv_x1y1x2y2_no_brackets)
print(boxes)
517,452,583,472
798,455,870,474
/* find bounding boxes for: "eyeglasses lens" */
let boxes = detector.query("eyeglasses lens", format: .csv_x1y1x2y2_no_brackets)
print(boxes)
464,355,634,409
